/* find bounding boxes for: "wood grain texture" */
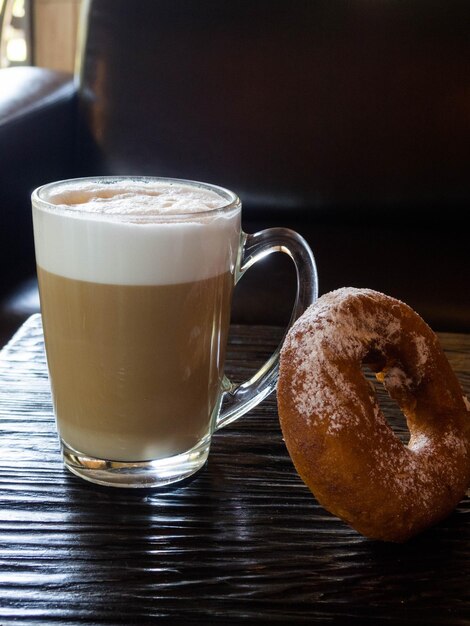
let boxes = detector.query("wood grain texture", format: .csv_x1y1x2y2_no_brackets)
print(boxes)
1,315,470,624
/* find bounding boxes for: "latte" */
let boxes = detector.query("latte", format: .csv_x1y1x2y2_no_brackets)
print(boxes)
33,179,240,462
38,267,232,461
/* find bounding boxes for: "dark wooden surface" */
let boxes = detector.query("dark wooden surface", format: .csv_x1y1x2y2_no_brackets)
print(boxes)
1,315,470,625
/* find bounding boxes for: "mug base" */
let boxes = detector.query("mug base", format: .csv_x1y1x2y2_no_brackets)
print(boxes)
61,438,210,488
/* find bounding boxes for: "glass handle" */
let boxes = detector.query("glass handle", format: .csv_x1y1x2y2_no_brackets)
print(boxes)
215,227,318,431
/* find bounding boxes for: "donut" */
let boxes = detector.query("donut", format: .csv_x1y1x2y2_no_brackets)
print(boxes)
277,287,470,542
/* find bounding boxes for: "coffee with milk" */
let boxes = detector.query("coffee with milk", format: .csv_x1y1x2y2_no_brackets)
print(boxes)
33,179,239,462
32,175,318,487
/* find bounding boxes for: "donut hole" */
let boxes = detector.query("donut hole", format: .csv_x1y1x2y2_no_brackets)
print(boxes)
361,363,410,445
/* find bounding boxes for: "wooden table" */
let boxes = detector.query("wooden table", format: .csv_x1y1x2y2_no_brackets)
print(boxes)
1,315,470,624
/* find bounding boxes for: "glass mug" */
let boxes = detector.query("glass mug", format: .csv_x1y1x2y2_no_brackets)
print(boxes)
32,177,318,488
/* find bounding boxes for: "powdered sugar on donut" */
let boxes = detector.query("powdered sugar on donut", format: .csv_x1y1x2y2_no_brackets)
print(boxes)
278,287,470,517
283,287,422,427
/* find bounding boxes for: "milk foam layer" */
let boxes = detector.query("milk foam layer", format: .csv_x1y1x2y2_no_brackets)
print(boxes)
48,179,228,216
33,179,241,285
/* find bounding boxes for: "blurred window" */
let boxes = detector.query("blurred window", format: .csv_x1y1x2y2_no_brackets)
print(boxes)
0,0,32,68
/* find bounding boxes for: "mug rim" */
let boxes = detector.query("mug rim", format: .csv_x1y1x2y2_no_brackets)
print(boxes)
32,176,241,221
